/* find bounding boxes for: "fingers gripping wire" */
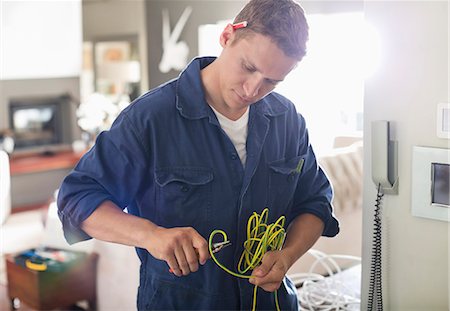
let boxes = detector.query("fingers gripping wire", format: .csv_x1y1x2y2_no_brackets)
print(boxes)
209,208,286,311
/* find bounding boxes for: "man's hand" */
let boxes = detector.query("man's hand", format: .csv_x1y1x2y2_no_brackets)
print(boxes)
80,202,210,277
249,250,291,292
248,213,325,292
145,226,210,277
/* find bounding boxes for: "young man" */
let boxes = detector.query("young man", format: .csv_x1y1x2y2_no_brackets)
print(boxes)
58,0,339,309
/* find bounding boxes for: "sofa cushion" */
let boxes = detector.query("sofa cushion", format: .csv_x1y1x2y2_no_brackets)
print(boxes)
0,150,11,225
288,141,363,275
319,142,363,212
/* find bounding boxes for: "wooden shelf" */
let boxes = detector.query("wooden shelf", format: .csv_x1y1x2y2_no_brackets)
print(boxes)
10,150,84,176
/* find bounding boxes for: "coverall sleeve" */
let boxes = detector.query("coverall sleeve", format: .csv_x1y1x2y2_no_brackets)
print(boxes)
57,112,150,244
289,113,339,237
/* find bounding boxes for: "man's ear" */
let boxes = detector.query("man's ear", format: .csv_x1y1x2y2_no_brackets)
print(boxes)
219,24,235,48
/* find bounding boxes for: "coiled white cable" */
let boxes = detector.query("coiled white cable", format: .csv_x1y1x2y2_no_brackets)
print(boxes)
288,249,361,311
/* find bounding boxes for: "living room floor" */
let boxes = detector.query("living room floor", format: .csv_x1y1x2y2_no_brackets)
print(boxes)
0,284,87,311
0,284,33,311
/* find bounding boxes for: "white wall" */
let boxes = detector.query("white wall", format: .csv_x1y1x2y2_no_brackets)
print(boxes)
362,2,449,310
0,0,82,80
0,0,82,132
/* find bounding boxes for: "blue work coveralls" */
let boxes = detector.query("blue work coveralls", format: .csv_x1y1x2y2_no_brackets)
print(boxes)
57,57,339,310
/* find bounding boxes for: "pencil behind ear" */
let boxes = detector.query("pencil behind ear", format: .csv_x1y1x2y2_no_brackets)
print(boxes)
232,21,248,30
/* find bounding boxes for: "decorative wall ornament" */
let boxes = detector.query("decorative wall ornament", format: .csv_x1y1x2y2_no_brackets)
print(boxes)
158,6,192,73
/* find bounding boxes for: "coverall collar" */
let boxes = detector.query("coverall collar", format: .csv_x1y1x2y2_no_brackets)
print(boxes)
175,57,289,120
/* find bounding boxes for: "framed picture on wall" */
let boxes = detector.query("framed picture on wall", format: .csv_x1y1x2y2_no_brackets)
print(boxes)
90,36,141,100
95,41,131,65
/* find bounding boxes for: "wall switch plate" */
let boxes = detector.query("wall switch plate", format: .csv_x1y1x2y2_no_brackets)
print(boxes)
437,103,450,139
412,146,450,222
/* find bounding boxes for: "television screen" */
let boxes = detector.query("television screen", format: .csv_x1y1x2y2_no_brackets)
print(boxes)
11,104,60,148
8,95,70,152
431,163,450,207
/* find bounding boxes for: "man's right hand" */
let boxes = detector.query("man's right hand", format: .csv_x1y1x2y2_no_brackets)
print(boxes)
80,202,209,277
145,226,210,277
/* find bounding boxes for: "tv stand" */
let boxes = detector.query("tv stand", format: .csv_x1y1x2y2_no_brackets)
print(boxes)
10,150,85,209
41,150,57,157
10,150,84,176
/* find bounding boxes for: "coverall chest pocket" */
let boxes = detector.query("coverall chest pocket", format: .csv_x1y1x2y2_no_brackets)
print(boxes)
155,167,213,233
268,155,305,210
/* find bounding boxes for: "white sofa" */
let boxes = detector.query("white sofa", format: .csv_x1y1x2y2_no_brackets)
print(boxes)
0,150,46,284
288,141,363,275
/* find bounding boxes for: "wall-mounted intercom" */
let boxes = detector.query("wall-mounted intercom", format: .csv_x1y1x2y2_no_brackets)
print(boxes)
368,120,399,311
371,120,399,195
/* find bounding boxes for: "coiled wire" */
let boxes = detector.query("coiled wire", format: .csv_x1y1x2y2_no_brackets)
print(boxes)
290,249,361,310
208,208,286,311
368,183,384,311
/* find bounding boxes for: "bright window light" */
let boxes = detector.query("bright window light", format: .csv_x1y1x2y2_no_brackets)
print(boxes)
276,12,381,155
0,0,82,80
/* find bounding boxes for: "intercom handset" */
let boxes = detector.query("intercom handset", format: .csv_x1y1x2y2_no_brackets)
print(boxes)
368,121,399,311
371,121,399,195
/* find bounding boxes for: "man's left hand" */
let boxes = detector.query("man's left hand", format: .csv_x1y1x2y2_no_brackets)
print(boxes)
249,250,291,292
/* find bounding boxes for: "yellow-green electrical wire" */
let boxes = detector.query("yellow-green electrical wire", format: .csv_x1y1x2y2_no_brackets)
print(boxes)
208,208,286,311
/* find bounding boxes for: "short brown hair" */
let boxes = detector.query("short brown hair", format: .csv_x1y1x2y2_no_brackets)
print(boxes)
233,0,309,60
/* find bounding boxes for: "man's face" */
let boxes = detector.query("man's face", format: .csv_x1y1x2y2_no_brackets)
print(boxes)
216,26,298,114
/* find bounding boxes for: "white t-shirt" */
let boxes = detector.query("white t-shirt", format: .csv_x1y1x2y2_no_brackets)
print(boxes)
210,106,249,166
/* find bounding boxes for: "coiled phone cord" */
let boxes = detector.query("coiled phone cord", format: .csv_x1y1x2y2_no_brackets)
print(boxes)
368,183,384,311
208,208,286,311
